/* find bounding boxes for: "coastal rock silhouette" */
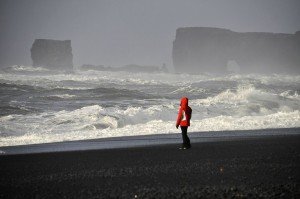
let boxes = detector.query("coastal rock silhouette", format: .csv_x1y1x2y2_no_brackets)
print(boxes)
172,27,300,74
31,39,73,72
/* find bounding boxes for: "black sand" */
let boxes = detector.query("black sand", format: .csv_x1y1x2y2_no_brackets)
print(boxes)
0,135,299,198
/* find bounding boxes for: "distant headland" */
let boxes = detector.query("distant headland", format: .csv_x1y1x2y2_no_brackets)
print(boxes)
172,27,300,74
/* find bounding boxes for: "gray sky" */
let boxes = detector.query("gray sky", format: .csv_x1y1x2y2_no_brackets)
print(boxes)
0,0,299,68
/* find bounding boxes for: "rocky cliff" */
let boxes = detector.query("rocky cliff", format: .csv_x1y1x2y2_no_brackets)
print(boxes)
31,39,73,71
172,27,300,74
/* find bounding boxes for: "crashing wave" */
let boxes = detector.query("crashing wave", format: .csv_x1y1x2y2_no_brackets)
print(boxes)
0,69,299,146
4,65,50,72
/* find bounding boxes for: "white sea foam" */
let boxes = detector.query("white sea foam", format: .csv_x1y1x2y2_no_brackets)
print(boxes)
192,84,300,112
0,69,299,90
189,111,300,132
280,90,299,100
169,85,206,94
6,65,50,72
0,68,299,146
212,73,300,85
0,97,299,146
1,111,299,147
47,94,76,99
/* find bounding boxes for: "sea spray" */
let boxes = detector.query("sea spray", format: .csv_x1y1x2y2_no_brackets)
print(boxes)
0,68,299,146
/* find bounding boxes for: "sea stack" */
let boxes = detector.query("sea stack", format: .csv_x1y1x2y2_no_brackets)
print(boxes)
172,27,300,74
31,39,73,71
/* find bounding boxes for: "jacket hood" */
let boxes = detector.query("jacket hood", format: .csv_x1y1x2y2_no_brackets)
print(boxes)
180,97,189,109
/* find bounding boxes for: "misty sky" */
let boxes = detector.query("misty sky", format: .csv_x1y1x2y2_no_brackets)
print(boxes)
0,0,299,68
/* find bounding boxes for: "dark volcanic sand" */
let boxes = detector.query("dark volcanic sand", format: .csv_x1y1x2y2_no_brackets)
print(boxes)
0,135,299,198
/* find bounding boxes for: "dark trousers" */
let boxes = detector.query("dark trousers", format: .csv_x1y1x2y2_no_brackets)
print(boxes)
180,126,191,147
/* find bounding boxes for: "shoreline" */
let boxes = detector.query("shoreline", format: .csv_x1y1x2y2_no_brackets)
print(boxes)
1,127,300,155
0,133,299,198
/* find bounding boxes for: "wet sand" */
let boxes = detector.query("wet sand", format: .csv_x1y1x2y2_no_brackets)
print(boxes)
0,134,299,198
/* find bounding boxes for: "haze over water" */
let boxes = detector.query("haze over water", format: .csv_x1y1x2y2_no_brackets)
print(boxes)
0,67,299,146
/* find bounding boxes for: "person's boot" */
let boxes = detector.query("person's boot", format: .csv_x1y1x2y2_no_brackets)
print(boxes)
179,145,190,150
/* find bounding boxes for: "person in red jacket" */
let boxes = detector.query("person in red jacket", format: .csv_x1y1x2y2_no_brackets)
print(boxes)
176,97,192,149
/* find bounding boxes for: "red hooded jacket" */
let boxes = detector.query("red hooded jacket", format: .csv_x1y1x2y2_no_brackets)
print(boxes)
176,97,192,127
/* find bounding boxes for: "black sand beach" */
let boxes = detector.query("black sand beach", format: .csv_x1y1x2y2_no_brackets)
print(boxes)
0,134,299,198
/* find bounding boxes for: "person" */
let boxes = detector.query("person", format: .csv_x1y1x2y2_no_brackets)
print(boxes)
176,97,192,149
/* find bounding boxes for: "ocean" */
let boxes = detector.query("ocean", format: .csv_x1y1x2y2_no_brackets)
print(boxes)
0,65,299,146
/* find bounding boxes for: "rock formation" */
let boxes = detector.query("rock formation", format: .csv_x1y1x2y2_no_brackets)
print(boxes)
172,27,300,74
31,39,73,71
